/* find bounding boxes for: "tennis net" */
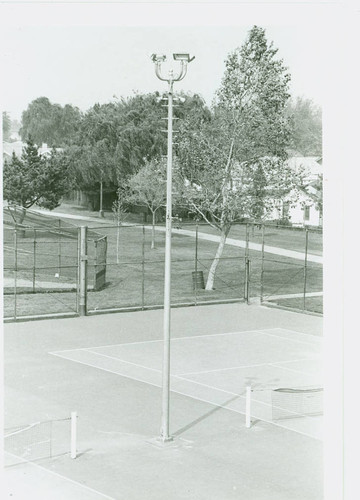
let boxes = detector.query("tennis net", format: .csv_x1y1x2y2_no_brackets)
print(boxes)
271,387,323,420
4,413,77,466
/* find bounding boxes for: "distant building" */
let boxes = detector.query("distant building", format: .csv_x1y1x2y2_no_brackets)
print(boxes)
3,141,63,161
3,140,24,160
275,156,323,228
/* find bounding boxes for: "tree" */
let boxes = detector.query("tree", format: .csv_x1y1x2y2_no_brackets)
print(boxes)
20,97,82,146
3,138,71,223
114,93,166,180
74,92,209,197
2,111,11,141
286,97,322,156
126,158,168,249
178,26,299,290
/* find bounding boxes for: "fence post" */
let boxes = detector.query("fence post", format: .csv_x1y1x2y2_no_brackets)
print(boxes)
58,219,61,276
78,226,88,316
260,224,265,303
142,225,145,310
194,223,199,305
33,228,36,293
14,226,18,321
244,257,250,304
245,223,249,258
303,229,309,310
116,220,120,265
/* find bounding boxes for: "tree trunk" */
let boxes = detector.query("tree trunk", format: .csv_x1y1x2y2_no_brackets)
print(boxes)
16,206,27,238
205,226,230,290
151,211,156,249
116,220,120,264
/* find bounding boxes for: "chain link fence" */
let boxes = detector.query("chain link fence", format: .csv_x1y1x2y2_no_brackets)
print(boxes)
3,219,322,321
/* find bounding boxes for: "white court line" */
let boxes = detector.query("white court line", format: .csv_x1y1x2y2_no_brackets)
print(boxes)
269,363,317,376
254,330,321,346
272,327,322,339
49,339,161,355
51,353,163,388
173,374,243,397
49,329,266,355
51,352,320,440
177,363,271,376
50,328,320,357
178,358,318,377
85,349,162,373
4,452,115,500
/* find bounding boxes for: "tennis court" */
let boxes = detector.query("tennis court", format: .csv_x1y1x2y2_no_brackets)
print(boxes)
3,303,323,499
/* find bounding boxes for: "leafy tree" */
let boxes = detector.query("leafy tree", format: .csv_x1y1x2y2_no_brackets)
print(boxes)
3,138,71,223
66,139,118,212
20,97,82,146
75,92,209,197
125,158,168,249
2,111,11,141
80,102,120,149
114,93,166,180
178,26,299,290
286,97,322,156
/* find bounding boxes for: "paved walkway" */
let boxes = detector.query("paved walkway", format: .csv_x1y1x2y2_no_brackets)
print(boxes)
32,208,323,264
3,277,76,289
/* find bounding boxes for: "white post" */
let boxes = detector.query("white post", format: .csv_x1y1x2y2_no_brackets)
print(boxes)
246,386,251,428
160,78,174,443
71,411,77,459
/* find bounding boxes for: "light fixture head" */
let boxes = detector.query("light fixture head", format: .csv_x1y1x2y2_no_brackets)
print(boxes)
173,53,195,63
151,53,166,63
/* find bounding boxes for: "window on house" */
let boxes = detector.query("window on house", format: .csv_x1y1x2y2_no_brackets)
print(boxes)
304,205,310,221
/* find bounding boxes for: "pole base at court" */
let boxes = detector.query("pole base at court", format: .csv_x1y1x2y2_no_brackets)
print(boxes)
147,436,176,448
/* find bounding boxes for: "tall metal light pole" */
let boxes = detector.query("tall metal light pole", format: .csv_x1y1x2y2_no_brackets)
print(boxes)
151,53,195,443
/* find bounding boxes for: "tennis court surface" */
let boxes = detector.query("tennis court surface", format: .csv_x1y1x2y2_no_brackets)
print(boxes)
4,303,323,499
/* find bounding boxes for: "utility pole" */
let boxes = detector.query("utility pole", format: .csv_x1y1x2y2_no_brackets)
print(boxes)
151,53,194,443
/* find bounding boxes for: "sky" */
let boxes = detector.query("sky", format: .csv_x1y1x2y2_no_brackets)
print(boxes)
0,22,328,121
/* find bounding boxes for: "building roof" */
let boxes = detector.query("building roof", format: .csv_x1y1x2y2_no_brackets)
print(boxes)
3,141,63,159
287,156,322,177
3,141,24,158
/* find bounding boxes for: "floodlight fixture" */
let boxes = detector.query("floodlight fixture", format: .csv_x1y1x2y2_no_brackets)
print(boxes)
151,53,166,63
173,53,195,63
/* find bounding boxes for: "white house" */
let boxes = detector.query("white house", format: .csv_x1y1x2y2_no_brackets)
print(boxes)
3,141,63,160
279,156,323,227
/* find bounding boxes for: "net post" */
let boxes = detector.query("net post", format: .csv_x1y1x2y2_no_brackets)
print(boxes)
246,386,251,428
71,411,77,459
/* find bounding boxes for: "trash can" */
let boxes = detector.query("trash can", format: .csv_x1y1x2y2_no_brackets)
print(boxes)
192,271,205,290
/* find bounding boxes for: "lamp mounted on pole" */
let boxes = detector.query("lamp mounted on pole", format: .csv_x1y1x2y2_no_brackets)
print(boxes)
151,52,194,443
